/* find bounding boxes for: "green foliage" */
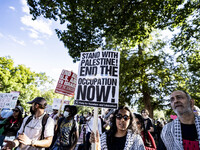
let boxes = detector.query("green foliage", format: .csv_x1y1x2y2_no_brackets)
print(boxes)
27,0,199,61
0,56,53,111
41,89,63,105
26,0,200,117
118,35,178,117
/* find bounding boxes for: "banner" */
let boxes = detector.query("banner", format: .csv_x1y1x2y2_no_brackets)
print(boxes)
52,98,70,111
55,70,77,96
74,50,120,109
0,93,19,109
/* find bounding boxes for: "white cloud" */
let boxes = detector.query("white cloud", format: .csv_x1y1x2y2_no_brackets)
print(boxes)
29,29,39,39
21,15,53,37
8,35,26,46
20,27,25,31
9,6,15,11
33,40,44,45
0,33,3,38
20,0,53,39
21,0,29,14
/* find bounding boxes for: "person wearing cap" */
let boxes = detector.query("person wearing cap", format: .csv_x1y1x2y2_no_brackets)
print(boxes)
0,106,24,147
51,105,79,150
3,97,55,150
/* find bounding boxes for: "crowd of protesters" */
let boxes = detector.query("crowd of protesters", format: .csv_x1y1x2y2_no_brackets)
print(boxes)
0,90,200,150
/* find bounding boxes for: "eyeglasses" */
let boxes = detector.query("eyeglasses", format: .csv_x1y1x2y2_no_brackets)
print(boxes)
13,109,19,112
116,114,130,121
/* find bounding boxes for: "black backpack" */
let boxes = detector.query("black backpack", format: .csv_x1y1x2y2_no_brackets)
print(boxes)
23,114,49,140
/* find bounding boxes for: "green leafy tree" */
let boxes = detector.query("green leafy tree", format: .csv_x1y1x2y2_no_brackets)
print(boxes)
27,0,199,117
27,0,198,61
41,89,63,105
0,56,52,111
118,35,179,117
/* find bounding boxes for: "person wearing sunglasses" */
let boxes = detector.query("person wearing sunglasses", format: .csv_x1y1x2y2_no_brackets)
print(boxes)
0,106,24,147
134,113,156,150
89,106,145,150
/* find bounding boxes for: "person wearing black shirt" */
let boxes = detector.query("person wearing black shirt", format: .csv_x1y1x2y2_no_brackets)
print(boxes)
158,90,200,150
89,106,145,150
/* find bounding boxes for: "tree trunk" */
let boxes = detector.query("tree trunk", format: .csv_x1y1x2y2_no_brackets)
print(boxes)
143,91,153,118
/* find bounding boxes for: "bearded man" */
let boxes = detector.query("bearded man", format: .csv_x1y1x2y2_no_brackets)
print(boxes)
158,90,200,150
3,97,55,150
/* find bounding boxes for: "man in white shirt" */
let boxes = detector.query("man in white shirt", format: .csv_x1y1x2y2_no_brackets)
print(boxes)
3,97,55,150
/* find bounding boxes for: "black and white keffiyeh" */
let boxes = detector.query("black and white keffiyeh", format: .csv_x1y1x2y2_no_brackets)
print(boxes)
100,129,145,150
161,115,200,150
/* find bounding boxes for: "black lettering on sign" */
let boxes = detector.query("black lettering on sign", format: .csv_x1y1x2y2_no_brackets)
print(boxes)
96,86,110,102
102,51,118,58
80,66,97,76
111,86,115,102
87,86,95,101
76,85,111,102
76,85,87,100
100,66,118,76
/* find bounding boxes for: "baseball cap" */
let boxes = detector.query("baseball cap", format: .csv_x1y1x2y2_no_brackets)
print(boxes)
27,97,47,107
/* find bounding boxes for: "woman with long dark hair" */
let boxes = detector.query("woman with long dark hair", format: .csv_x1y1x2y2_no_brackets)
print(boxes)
90,106,145,150
0,106,23,147
134,113,156,150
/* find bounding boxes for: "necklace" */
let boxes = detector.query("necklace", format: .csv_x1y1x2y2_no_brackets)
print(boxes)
10,118,18,128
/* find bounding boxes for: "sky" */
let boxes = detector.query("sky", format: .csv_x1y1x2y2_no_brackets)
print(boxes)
0,0,79,87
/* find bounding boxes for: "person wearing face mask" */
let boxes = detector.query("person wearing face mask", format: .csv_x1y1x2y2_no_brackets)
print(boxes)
50,105,79,150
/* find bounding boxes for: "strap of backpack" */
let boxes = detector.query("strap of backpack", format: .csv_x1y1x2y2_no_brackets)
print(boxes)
40,114,49,140
23,115,33,133
69,119,76,145
57,117,65,134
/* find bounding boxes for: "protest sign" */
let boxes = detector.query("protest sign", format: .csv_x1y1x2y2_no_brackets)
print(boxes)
0,93,19,109
52,98,70,111
55,70,77,96
74,50,120,109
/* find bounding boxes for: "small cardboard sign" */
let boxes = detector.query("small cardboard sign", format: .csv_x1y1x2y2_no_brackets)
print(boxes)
52,98,70,111
55,70,77,96
0,93,19,109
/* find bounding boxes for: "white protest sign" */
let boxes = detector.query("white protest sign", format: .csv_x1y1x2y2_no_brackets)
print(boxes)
74,50,120,109
52,98,70,111
0,93,19,109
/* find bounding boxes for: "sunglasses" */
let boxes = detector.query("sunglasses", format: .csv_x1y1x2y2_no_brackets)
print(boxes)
13,109,19,112
116,114,130,121
136,121,141,125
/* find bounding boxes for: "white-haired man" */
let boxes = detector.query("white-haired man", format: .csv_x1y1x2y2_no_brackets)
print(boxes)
158,90,200,150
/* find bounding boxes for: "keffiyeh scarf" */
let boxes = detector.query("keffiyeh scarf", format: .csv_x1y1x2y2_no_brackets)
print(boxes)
161,115,200,150
100,130,145,150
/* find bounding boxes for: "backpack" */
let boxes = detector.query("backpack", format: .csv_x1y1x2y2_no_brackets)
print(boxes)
23,114,49,140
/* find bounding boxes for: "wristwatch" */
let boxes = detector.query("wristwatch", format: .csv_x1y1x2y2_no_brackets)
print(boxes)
31,140,36,147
